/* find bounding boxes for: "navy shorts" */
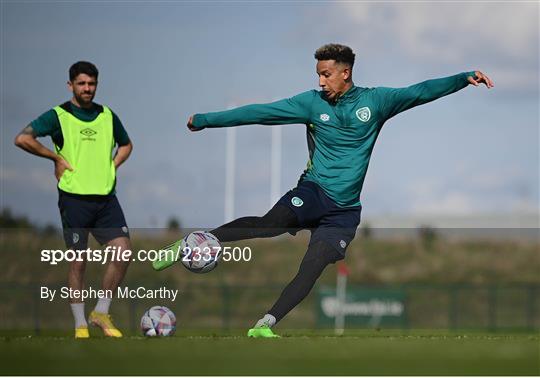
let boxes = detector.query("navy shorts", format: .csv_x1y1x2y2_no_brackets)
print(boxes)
58,190,130,249
277,180,361,257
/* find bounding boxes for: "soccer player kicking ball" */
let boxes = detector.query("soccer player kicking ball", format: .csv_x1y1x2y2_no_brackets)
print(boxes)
184,44,493,337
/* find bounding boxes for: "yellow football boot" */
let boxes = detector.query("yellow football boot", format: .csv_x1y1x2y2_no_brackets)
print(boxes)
88,311,123,337
75,326,90,339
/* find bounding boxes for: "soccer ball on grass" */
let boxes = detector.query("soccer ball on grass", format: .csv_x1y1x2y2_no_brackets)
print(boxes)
140,305,176,337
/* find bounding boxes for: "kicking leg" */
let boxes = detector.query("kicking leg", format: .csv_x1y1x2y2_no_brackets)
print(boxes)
154,204,299,271
210,204,299,242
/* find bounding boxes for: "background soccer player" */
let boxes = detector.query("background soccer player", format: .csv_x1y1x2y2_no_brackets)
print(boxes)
14,62,133,338
184,43,493,337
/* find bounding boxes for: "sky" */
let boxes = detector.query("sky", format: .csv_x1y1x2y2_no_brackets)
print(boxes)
1,1,538,229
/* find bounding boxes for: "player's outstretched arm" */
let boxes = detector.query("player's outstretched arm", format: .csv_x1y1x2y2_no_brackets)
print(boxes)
378,71,493,121
186,91,315,131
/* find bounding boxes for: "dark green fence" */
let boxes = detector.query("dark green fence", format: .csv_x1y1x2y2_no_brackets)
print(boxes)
0,283,538,334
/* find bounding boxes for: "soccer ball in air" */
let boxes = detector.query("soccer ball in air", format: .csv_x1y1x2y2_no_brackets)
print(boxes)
140,306,176,337
180,231,222,273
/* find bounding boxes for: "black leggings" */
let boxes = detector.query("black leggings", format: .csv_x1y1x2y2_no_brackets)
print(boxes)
210,205,342,325
268,240,341,322
210,204,299,242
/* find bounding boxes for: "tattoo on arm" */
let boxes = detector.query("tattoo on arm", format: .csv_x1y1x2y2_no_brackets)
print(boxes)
20,125,36,137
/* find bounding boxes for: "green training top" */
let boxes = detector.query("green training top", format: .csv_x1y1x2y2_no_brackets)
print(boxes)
193,72,474,207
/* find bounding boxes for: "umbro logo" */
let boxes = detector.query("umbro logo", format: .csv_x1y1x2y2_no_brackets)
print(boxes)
80,128,97,137
320,114,330,122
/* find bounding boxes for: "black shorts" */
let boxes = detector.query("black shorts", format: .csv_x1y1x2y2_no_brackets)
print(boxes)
277,180,361,257
58,190,130,249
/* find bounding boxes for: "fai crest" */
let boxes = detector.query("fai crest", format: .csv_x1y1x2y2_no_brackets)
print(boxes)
291,197,304,207
355,107,371,122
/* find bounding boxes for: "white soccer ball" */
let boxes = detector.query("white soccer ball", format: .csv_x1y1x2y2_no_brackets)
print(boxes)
140,306,176,337
180,231,222,273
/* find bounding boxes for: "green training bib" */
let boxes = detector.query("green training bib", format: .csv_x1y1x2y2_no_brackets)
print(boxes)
53,104,116,195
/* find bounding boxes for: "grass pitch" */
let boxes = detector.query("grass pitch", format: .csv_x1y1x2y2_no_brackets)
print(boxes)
0,329,538,375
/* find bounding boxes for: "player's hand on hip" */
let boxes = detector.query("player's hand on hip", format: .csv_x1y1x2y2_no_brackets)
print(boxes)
55,157,74,181
187,115,203,132
468,71,494,88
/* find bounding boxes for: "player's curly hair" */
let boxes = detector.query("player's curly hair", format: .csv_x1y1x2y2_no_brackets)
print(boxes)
69,61,99,81
314,44,355,67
